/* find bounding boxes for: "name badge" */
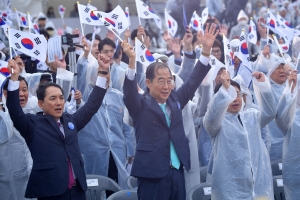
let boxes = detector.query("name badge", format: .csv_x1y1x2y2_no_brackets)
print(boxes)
68,122,74,130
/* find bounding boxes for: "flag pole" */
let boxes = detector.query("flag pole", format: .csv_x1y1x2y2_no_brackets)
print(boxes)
26,12,30,33
267,9,270,46
164,9,170,38
14,8,20,31
223,34,228,73
77,1,85,36
7,27,14,73
272,34,287,64
135,0,144,42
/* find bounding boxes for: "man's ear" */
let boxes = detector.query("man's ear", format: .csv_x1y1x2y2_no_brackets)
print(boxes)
146,79,151,89
38,100,44,109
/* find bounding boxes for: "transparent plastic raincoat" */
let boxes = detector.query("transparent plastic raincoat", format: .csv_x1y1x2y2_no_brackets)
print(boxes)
0,110,32,200
76,56,135,189
203,77,275,200
275,75,300,200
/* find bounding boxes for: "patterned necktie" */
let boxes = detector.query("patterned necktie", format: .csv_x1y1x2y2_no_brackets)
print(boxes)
159,104,181,169
57,122,75,189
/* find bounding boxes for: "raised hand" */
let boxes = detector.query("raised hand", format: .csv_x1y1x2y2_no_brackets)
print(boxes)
218,24,228,37
183,26,193,52
74,90,82,104
252,71,265,82
137,25,146,42
220,71,230,90
288,70,298,92
121,41,135,59
124,29,131,42
171,38,181,57
197,23,219,55
97,54,111,71
7,59,19,81
257,18,267,39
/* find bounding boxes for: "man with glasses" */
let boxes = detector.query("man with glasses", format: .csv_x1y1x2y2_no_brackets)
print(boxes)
122,24,219,200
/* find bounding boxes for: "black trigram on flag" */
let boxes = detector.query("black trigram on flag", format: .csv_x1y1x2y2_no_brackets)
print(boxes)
14,33,21,39
15,43,21,49
211,59,216,65
86,18,91,23
140,55,145,62
33,50,40,56
239,35,245,41
227,44,231,50
111,14,118,19
143,11,149,16
118,22,122,29
84,7,90,13
142,3,147,7
34,37,41,45
104,21,110,27
249,34,254,40
140,44,145,50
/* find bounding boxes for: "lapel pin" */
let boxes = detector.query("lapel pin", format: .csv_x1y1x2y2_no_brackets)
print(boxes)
68,122,74,130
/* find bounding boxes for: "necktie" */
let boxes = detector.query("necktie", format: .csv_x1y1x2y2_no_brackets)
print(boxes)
159,104,181,169
57,122,75,189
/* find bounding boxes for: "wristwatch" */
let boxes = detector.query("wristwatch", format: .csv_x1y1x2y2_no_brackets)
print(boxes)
98,70,109,75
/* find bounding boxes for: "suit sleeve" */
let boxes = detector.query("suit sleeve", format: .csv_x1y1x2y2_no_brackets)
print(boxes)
175,55,211,109
6,89,35,143
73,82,107,132
123,75,143,120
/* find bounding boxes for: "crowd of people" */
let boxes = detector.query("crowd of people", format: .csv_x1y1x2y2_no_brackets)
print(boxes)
1,0,300,200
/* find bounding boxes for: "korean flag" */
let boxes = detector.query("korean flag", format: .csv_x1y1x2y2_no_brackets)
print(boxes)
78,3,102,26
165,10,178,37
189,11,202,32
236,30,251,70
16,10,29,28
248,18,257,45
135,38,155,67
8,28,47,62
135,0,162,29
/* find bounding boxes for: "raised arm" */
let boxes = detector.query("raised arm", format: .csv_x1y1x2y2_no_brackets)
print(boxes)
73,54,109,131
275,71,298,134
252,72,276,128
6,59,35,142
176,24,219,108
122,41,143,119
203,72,237,138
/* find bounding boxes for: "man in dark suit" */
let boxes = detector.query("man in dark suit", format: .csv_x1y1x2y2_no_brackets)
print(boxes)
121,24,219,200
6,54,111,200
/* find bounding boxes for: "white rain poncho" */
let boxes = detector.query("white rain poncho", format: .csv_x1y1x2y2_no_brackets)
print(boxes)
0,110,32,200
76,56,135,189
56,68,74,101
203,77,276,200
110,62,127,92
275,75,300,199
255,53,287,161
173,73,200,193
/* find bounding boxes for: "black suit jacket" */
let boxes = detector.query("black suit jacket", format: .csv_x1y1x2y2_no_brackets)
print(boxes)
6,85,106,198
123,58,211,179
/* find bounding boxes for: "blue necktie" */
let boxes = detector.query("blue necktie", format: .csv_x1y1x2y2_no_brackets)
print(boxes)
159,104,180,169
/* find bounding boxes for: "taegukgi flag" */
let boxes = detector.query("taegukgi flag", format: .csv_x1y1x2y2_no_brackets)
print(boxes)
165,10,178,37
135,0,162,29
189,11,202,32
135,38,155,67
248,18,257,45
8,28,47,62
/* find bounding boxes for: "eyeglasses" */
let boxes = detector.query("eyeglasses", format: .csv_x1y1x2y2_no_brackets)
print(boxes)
157,79,174,86
236,93,243,98
211,50,222,55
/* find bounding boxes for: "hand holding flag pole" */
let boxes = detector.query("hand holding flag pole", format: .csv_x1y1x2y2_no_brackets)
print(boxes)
7,27,14,74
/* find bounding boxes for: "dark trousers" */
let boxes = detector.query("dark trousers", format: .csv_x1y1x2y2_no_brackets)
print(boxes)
137,166,186,200
106,152,118,197
37,180,86,200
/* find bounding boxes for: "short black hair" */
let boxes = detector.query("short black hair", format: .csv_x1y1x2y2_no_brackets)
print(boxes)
98,38,116,52
85,33,101,42
36,82,64,101
214,80,241,94
130,29,151,41
146,62,172,82
40,74,52,83
3,76,28,91
39,30,50,40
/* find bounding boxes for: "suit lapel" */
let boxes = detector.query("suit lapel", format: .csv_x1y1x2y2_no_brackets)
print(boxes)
167,98,177,128
44,115,65,141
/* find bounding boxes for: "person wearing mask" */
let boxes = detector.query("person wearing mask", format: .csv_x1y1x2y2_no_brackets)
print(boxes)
203,71,275,200
275,70,300,200
122,24,218,200
229,10,249,40
5,53,110,199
